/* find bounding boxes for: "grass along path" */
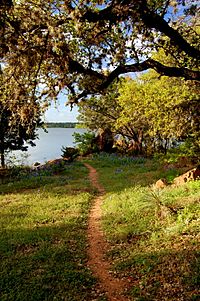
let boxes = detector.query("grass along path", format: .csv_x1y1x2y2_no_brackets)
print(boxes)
85,154,200,301
0,156,199,300
0,162,98,301
84,163,130,301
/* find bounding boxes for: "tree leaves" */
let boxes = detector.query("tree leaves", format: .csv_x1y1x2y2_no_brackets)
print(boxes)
0,0,199,104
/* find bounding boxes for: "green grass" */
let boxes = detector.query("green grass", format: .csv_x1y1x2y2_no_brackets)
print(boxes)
89,153,186,190
86,153,200,301
1,154,199,301
0,162,97,301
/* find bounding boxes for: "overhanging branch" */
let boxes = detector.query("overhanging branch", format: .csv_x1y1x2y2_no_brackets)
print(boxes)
82,0,200,60
69,58,200,103
102,59,200,90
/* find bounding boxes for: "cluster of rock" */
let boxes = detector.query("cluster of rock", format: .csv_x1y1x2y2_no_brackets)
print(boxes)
173,166,200,186
154,166,200,189
32,158,67,170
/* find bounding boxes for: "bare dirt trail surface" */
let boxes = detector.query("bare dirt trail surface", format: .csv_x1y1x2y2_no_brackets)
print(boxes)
84,163,130,301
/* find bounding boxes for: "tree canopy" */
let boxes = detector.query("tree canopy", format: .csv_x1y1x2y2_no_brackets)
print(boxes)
0,67,43,167
117,71,200,154
0,0,199,105
78,69,199,155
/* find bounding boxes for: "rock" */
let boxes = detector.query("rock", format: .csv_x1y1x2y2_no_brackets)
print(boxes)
154,178,167,189
32,158,67,171
173,166,200,186
47,158,64,165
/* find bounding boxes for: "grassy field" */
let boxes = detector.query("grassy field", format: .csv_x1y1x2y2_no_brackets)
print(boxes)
0,162,97,301
0,155,199,301
86,153,200,301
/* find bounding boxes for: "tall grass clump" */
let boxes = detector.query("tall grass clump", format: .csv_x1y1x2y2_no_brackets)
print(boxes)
101,186,156,242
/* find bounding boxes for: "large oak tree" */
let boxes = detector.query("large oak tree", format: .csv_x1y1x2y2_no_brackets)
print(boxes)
0,0,199,105
117,71,199,155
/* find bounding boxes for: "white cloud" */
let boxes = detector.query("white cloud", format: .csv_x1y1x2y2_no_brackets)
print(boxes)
44,104,79,122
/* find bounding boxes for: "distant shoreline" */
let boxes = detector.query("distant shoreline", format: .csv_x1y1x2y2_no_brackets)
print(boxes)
44,122,79,128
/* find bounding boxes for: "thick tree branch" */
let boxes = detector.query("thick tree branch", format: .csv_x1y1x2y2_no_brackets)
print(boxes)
141,7,200,60
102,59,200,90
69,58,200,103
82,1,200,60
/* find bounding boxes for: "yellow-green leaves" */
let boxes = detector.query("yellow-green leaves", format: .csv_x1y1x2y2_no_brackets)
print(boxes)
116,70,199,154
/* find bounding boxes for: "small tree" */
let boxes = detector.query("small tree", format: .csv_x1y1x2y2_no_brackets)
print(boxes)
61,146,79,162
73,132,98,156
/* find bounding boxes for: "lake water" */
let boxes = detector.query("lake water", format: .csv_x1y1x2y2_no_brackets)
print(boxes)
8,128,87,166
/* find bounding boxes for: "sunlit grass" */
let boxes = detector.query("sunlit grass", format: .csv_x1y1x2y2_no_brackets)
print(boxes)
1,154,199,301
0,162,96,301
86,153,200,301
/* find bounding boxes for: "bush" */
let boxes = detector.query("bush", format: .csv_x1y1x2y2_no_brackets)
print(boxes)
61,146,79,162
154,140,199,165
73,132,99,155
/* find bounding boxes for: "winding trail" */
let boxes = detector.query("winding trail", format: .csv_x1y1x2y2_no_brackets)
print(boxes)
84,163,130,301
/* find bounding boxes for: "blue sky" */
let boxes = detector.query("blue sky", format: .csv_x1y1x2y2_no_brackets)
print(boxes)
44,94,79,122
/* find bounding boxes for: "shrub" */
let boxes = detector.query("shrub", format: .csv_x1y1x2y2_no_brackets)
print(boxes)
73,132,99,155
154,140,199,165
61,146,79,162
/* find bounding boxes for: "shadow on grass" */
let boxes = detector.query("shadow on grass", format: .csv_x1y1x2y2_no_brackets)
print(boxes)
0,161,92,196
0,161,97,301
0,222,95,301
85,154,187,194
114,247,200,301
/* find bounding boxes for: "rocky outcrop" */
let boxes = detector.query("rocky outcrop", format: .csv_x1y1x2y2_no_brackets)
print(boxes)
173,166,200,186
153,166,200,189
153,178,168,189
32,158,67,170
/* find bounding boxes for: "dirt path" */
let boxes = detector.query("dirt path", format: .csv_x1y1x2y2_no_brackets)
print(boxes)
84,163,130,301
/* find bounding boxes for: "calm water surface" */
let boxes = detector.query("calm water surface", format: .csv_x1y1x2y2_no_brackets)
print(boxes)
9,128,86,165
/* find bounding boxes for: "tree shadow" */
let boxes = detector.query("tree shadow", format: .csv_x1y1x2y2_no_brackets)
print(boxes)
113,246,200,301
0,222,96,301
86,158,165,193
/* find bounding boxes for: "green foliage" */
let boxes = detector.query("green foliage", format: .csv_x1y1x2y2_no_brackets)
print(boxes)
73,132,99,155
0,0,199,110
177,140,200,159
61,146,79,162
77,80,122,133
154,140,200,165
0,68,43,168
116,70,199,156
